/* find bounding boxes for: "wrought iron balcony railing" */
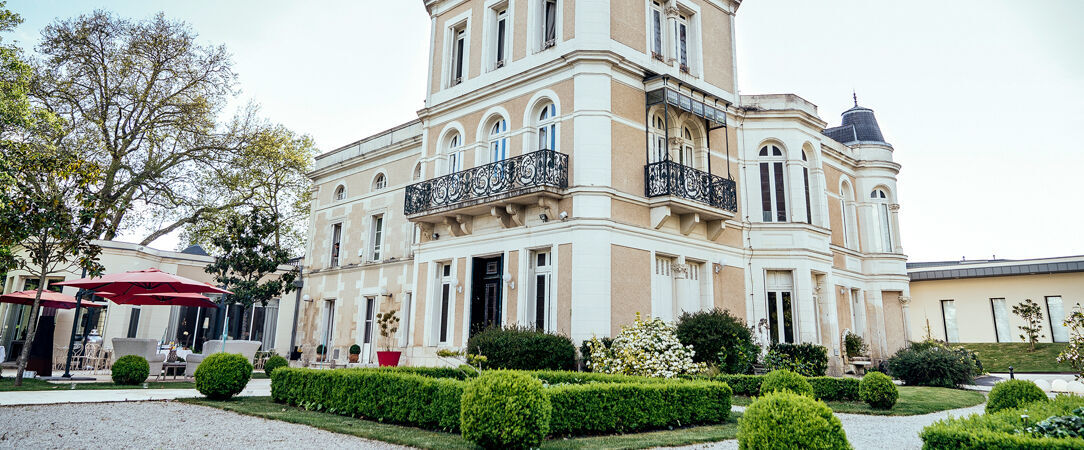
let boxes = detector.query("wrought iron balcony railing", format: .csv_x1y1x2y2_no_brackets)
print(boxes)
644,160,737,212
405,149,568,216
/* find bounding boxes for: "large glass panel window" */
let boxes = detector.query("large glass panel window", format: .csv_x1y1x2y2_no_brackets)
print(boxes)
941,299,959,343
530,250,552,330
438,263,453,343
766,271,795,344
758,145,787,222
991,298,1010,343
1048,296,1069,343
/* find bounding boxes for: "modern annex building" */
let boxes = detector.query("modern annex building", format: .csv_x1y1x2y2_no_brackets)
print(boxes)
296,0,911,374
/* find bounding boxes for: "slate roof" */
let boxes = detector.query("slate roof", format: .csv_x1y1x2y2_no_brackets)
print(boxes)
907,256,1084,281
822,105,890,147
179,244,209,256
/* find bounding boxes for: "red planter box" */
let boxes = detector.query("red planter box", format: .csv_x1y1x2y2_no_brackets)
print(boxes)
376,351,401,367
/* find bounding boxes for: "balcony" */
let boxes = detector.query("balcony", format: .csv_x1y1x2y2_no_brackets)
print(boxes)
405,149,568,228
644,160,737,239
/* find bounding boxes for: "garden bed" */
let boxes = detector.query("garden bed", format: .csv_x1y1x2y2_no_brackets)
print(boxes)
270,367,732,436
953,343,1073,373
698,374,861,401
921,394,1084,448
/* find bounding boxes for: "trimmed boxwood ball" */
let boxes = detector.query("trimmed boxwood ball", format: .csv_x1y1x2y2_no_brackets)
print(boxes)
738,390,850,450
112,355,150,385
460,371,551,449
859,371,898,409
195,353,253,400
986,379,1048,413
760,369,814,397
263,355,288,377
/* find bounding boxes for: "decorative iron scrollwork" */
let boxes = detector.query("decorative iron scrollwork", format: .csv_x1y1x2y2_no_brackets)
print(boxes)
644,160,737,212
405,150,568,216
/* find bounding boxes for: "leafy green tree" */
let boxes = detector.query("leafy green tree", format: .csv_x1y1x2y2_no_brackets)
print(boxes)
1013,298,1045,351
204,209,298,339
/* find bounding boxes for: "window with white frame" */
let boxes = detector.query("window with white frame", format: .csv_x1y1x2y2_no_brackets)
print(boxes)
373,173,387,191
801,151,812,225
491,5,509,69
445,132,464,174
679,126,695,167
540,0,557,49
1048,296,1070,343
674,12,690,72
529,250,552,330
758,145,787,222
334,185,345,201
434,262,454,344
991,298,1010,343
840,180,857,249
330,223,342,267
369,214,384,261
412,162,422,181
650,1,664,60
650,113,667,163
652,256,675,322
941,299,959,343
536,102,558,152
871,188,893,252
450,25,467,86
488,118,509,162
766,270,796,344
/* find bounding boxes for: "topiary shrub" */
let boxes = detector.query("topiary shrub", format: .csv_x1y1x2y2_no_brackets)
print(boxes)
112,355,150,385
675,308,759,374
859,371,898,410
760,369,814,397
349,344,361,355
263,354,288,377
986,379,1048,413
460,371,551,449
764,343,828,377
738,390,850,450
887,343,978,387
586,313,705,378
467,325,576,371
194,353,253,400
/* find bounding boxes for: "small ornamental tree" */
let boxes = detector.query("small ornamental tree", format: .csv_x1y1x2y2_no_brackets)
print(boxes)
1057,304,1084,379
585,313,705,378
205,209,298,339
376,309,400,351
1013,298,1046,351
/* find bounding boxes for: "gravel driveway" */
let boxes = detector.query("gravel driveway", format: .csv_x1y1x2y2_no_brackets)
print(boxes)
0,401,404,449
671,403,987,450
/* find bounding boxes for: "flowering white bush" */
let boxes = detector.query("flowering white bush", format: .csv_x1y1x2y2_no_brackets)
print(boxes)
585,313,705,378
1057,305,1084,379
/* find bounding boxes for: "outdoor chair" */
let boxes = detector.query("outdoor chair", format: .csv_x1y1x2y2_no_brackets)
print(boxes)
111,338,165,381
185,340,262,377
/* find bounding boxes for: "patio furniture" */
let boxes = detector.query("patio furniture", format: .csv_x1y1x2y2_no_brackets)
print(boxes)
160,361,187,380
111,338,165,381
185,340,262,377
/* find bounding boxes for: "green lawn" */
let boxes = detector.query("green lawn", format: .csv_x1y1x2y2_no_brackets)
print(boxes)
954,342,1073,373
732,386,986,416
0,378,195,391
181,396,741,449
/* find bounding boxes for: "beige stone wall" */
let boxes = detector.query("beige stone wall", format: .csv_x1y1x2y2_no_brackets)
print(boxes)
611,121,647,196
881,290,906,354
564,0,575,41
610,245,652,335
696,2,734,91
714,265,745,318
557,243,572,336
835,285,852,333
611,199,650,227
610,0,646,52
822,163,847,248
506,250,520,322
909,272,1084,343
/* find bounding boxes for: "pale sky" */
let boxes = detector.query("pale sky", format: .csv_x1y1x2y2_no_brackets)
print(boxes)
8,0,1084,262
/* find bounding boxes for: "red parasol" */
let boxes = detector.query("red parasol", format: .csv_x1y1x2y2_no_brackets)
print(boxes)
96,292,219,309
55,268,231,297
0,290,108,310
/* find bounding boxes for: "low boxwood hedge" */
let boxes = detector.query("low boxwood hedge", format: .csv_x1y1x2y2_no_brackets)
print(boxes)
271,367,733,436
921,395,1084,449
701,374,861,401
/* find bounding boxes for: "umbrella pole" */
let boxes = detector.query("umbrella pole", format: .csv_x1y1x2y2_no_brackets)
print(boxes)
61,268,87,378
220,303,229,353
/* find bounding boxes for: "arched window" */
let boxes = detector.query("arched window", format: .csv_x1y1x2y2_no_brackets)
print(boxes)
372,173,387,191
489,118,509,162
445,132,463,174
650,113,666,163
412,162,422,181
801,151,812,224
840,180,856,249
536,102,558,152
758,145,787,222
679,127,695,167
334,185,346,201
871,188,893,252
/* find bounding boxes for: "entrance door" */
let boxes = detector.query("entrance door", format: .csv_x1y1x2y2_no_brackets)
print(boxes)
766,270,796,344
360,297,376,363
470,256,503,336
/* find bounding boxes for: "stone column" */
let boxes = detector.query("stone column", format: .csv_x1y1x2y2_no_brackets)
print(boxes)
898,295,912,343
889,204,903,253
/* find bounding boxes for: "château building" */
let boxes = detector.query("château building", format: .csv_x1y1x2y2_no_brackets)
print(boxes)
297,0,911,374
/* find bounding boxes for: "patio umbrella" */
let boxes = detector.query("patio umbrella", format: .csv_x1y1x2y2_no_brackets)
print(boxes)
0,290,108,310
95,292,219,309
55,268,232,297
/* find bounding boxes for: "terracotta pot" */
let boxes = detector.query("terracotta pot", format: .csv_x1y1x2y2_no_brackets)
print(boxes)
376,351,402,367
348,353,359,363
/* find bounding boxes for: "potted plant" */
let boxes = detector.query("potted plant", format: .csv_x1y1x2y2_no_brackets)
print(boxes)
375,309,401,367
316,344,326,362
348,344,361,363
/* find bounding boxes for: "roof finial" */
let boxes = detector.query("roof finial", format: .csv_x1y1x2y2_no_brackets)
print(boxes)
853,91,858,107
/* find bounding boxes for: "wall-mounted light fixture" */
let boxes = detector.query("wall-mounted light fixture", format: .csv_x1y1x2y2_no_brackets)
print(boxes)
451,278,462,293
432,232,440,240
539,213,549,223
559,211,568,220
302,294,312,303
502,272,515,290
379,286,392,299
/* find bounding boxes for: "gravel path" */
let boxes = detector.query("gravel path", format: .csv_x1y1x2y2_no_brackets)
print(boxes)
0,401,404,449
670,403,987,450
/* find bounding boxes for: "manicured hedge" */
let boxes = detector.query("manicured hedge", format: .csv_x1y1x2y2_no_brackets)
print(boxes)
701,374,861,401
921,395,1084,449
548,380,732,435
467,326,577,371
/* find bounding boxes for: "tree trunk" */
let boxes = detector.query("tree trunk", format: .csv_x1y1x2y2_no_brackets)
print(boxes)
13,272,48,387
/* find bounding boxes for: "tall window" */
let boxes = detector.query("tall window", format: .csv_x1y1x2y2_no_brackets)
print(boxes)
652,256,675,322
493,7,508,68
372,173,386,191
941,299,959,343
489,119,508,162
437,263,453,344
679,127,694,167
446,133,463,174
334,185,345,201
840,181,856,249
321,299,336,355
369,214,384,261
361,297,375,362
801,151,812,224
530,250,552,330
766,271,796,344
758,145,787,222
330,223,342,267
650,2,664,60
991,298,1010,343
871,189,893,252
412,162,422,181
1047,296,1069,343
537,102,558,151
675,13,689,71
650,114,666,163
126,307,141,338
541,0,557,49
450,26,466,86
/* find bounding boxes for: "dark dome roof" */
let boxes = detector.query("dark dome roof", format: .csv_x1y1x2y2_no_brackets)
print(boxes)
823,103,890,147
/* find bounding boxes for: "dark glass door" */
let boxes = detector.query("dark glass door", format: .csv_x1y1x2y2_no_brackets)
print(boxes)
470,256,503,336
